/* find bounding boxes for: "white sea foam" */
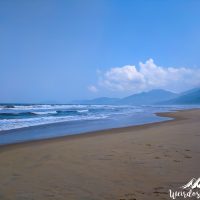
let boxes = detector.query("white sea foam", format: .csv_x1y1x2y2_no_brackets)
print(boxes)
77,109,89,113
31,111,57,115
0,114,108,131
1,104,88,111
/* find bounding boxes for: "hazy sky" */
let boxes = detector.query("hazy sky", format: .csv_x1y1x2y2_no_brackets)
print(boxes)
1,0,200,103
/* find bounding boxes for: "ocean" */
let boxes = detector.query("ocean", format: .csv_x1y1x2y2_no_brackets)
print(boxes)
0,104,199,145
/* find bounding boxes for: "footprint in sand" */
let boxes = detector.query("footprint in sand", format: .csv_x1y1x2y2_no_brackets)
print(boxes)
185,149,190,152
136,190,145,195
145,143,152,147
120,193,137,200
164,154,170,157
153,187,168,195
120,198,136,200
12,173,20,177
184,155,192,159
173,159,181,163
98,154,114,160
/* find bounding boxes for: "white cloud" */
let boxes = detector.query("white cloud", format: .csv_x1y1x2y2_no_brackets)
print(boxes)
88,85,98,93
97,59,200,93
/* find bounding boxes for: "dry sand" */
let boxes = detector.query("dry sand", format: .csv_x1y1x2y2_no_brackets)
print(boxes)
0,109,200,200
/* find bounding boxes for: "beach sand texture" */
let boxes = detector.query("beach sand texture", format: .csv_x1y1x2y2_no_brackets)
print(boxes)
0,109,200,200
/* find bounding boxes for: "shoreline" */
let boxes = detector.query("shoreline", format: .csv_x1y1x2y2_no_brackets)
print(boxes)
0,108,191,151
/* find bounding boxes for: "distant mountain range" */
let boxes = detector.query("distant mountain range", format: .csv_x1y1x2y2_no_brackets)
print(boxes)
72,88,200,105
120,89,177,105
163,88,200,105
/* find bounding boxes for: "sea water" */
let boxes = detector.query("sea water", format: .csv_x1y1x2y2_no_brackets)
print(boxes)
0,104,199,145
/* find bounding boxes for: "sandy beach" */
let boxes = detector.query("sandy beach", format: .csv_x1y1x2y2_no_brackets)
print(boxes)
0,109,200,200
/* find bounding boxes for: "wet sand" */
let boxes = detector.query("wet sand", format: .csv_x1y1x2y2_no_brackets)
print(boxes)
0,109,200,200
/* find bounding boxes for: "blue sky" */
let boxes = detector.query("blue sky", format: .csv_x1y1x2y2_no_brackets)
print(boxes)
0,0,200,103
